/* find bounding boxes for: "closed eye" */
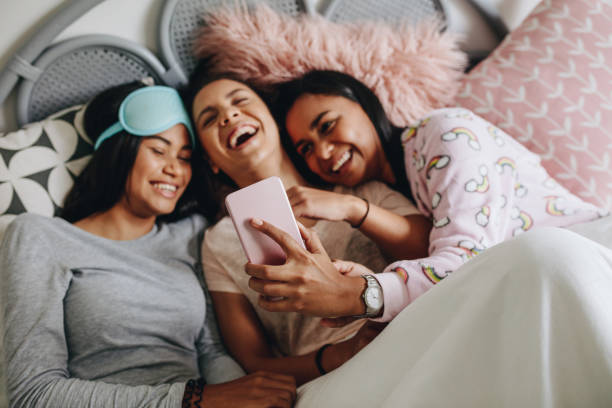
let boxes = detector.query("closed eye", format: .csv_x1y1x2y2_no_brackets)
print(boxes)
201,113,217,128
319,119,336,134
296,141,313,157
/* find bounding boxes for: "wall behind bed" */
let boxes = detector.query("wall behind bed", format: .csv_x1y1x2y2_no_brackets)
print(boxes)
0,0,165,131
0,0,540,133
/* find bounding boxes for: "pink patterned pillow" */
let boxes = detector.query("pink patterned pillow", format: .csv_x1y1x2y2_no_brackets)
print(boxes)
455,0,612,210
195,5,467,126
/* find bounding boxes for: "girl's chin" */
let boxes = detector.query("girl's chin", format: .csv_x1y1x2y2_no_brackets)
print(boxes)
324,172,359,187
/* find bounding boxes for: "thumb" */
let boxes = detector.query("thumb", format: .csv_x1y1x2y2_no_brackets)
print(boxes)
332,259,354,275
297,221,325,255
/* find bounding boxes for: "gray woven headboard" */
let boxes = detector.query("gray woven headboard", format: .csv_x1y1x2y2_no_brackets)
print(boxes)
0,0,445,126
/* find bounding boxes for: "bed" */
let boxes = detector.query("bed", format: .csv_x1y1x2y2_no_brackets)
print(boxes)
1,0,611,407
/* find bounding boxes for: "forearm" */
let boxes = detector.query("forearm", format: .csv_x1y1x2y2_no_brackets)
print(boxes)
241,341,356,386
352,201,430,261
198,288,246,384
9,376,184,408
201,355,245,384
241,351,320,386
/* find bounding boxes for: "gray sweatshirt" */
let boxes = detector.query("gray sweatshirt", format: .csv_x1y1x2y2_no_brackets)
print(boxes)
0,213,244,408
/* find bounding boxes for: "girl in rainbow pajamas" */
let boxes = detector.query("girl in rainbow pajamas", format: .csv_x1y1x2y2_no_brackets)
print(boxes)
243,70,606,323
375,107,604,319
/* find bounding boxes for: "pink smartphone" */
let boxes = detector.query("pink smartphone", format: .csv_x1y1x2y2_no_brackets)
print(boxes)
225,176,305,265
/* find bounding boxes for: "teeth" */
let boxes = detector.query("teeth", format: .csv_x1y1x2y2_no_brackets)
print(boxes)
332,151,351,172
229,125,256,148
153,183,177,192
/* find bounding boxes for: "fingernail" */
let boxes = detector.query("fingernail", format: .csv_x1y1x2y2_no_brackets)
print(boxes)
251,218,263,226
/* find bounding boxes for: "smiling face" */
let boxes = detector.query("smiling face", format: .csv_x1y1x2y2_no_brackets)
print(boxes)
192,79,281,181
119,123,192,218
285,93,384,187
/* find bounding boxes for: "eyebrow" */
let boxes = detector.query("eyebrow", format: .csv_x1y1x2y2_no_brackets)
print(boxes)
310,111,329,130
147,135,192,151
195,87,247,125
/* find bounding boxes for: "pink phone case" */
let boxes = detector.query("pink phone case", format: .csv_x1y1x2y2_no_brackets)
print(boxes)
225,176,305,265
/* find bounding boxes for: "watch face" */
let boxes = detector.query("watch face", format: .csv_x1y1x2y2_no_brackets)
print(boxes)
365,287,383,309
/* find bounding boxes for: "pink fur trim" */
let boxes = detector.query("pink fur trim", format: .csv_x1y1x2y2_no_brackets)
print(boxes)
194,5,467,126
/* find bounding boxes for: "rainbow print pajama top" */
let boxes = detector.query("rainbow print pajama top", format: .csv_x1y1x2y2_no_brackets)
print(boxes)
374,107,606,322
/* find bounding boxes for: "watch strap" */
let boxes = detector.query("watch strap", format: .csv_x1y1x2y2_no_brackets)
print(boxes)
353,274,383,318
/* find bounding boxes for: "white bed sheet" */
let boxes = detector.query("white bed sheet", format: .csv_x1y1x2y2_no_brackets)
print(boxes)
297,217,612,407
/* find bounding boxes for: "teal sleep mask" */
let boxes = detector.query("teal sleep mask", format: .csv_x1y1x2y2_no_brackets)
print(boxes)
94,86,195,150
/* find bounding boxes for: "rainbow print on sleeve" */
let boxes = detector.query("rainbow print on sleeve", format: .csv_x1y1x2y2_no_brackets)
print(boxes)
495,157,516,174
487,125,505,146
511,207,533,236
544,195,573,216
420,263,449,283
441,127,481,150
392,266,409,284
457,240,486,261
465,165,490,193
412,150,425,170
475,205,491,227
425,155,450,180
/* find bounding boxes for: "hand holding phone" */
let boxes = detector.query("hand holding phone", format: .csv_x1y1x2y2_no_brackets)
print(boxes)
225,176,305,265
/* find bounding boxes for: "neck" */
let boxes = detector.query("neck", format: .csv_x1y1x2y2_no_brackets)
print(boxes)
74,204,157,241
372,139,397,185
380,157,396,185
230,150,308,190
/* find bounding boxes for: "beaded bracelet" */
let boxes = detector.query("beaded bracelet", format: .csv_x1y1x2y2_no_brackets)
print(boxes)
352,198,370,229
182,378,206,408
315,343,332,375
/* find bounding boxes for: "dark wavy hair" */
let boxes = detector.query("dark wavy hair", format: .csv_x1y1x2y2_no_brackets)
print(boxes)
60,81,198,223
183,59,321,223
273,70,412,199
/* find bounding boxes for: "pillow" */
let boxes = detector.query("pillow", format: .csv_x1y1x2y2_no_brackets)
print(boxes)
194,4,467,126
0,105,92,241
455,0,612,210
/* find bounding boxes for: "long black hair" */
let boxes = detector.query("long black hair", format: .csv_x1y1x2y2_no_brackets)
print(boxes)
273,70,412,200
60,81,198,223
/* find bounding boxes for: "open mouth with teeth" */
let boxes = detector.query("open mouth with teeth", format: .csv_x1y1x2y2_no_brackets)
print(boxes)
228,125,258,150
331,150,353,173
152,183,177,192
152,182,178,197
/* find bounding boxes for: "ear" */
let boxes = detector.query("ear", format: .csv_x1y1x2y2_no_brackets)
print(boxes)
210,162,220,174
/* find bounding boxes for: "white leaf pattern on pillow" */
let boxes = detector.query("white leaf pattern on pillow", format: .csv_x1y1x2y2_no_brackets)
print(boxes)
0,183,12,214
10,147,61,179
456,0,612,210
0,105,90,239
45,119,79,161
48,166,75,207
12,178,54,215
0,123,43,150
66,155,91,177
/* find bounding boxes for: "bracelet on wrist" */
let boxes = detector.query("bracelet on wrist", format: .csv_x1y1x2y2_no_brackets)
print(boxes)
352,198,370,229
315,343,332,375
182,378,206,408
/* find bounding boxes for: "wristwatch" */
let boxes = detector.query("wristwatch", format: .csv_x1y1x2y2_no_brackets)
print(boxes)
356,274,383,318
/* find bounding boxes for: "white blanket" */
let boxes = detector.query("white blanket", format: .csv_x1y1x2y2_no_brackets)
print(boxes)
297,217,612,407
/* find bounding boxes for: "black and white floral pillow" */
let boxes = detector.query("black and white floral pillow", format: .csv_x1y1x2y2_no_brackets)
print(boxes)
0,105,93,241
